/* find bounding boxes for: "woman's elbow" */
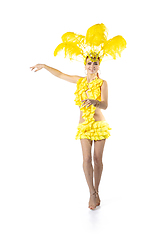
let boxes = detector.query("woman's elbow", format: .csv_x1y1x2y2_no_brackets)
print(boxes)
105,103,108,110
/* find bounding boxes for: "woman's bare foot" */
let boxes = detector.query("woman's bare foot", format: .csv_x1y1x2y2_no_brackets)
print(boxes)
88,192,97,210
95,191,100,206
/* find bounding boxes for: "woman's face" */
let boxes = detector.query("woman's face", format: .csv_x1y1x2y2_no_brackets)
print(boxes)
85,58,100,75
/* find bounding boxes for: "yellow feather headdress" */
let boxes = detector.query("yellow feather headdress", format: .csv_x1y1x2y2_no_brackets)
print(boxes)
54,23,126,64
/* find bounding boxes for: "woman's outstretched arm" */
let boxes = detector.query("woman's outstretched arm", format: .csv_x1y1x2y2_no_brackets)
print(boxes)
30,64,81,84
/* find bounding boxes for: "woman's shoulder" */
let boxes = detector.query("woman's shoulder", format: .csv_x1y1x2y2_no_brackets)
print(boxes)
96,78,106,86
98,78,108,85
98,77,106,82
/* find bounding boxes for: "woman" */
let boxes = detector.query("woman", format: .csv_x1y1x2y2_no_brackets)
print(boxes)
30,23,126,210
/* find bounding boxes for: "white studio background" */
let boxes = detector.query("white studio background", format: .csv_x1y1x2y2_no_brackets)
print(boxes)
0,0,160,239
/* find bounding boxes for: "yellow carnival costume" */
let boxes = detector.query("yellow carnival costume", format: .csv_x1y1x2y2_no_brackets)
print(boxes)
74,76,112,140
54,23,126,140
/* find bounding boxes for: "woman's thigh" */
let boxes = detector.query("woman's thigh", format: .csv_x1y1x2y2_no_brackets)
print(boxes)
93,139,106,163
80,139,93,161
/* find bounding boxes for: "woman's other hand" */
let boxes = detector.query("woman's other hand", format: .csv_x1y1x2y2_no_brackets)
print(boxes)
81,99,99,108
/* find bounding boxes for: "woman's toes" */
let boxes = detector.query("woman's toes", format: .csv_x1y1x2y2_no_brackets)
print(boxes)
89,205,96,210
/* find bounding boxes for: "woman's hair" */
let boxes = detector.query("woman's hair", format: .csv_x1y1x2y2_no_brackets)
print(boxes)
85,56,100,65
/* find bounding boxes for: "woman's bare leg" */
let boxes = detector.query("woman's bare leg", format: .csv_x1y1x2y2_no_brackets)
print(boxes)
80,139,97,209
93,139,106,205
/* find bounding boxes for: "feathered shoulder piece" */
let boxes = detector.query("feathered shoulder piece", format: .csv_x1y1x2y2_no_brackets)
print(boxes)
54,23,126,64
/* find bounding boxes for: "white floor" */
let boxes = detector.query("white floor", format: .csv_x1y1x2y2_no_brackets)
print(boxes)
1,138,160,240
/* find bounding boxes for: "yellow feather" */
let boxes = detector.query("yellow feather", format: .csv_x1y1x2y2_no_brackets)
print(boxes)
62,32,85,46
103,35,127,59
86,23,108,47
54,42,82,60
54,43,65,56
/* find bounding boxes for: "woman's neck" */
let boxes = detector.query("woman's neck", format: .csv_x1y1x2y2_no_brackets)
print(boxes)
86,73,98,83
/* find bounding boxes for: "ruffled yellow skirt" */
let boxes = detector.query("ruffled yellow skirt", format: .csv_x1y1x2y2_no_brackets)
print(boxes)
75,120,112,141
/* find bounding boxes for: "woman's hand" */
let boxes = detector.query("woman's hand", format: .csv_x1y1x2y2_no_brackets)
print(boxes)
81,99,99,108
30,64,44,72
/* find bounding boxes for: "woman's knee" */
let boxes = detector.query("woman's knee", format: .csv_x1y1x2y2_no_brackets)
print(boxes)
83,155,92,164
93,155,103,165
